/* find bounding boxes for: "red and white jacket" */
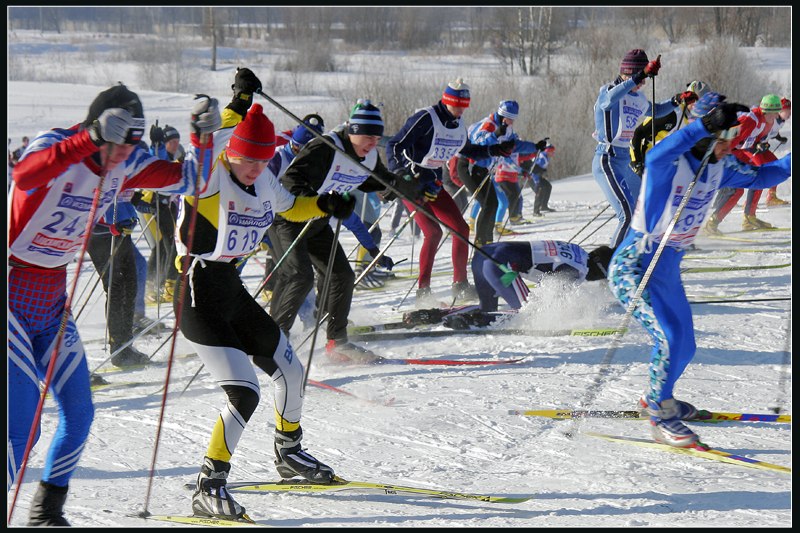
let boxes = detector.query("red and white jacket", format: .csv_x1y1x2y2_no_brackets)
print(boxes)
10,125,208,269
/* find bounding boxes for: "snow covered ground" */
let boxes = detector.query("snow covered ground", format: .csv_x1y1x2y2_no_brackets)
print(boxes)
7,35,792,528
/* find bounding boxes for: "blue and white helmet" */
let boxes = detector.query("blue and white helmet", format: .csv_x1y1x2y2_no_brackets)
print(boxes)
497,100,519,120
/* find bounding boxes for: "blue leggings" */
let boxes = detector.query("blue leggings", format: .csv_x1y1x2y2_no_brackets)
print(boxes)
608,233,695,403
8,267,94,490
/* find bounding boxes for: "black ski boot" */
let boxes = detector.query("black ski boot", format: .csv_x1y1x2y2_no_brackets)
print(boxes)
443,310,497,330
192,457,246,520
111,345,150,368
28,481,70,526
274,427,335,483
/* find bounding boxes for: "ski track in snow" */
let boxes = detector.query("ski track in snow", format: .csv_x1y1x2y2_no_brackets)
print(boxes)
13,186,792,527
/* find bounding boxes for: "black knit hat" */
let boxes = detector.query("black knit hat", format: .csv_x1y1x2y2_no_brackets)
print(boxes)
163,125,180,142
347,99,384,136
84,83,145,145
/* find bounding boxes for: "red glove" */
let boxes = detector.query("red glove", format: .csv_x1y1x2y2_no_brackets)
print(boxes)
643,54,661,77
680,90,698,105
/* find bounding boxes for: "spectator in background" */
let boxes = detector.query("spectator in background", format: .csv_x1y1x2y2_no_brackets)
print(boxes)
9,135,30,167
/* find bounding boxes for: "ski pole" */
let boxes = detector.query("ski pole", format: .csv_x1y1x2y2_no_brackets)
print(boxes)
88,309,175,376
139,129,211,518
568,204,610,242
251,219,315,302
302,216,343,393
295,209,420,351
577,213,616,246
75,210,159,322
650,57,658,146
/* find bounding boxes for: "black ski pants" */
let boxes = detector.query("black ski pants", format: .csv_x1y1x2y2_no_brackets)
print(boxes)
87,231,137,348
267,216,355,342
456,157,497,244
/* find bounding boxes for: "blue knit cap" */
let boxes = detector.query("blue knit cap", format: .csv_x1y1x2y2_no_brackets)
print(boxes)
291,114,324,146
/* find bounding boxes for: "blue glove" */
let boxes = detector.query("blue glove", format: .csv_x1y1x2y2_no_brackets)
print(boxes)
422,180,442,202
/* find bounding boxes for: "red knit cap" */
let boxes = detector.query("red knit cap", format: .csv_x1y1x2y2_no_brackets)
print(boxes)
442,78,471,108
226,103,276,161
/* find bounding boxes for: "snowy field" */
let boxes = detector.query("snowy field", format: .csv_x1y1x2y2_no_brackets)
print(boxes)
7,34,792,528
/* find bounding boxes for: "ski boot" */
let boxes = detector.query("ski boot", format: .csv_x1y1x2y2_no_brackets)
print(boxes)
28,481,70,526
274,427,335,483
192,457,247,520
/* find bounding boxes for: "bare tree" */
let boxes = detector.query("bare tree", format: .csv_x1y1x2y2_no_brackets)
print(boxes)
659,7,692,44
205,7,217,71
492,7,555,76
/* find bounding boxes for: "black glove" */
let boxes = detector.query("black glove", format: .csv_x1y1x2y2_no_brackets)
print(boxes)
229,67,262,115
701,102,750,135
368,248,394,270
191,94,222,136
390,171,423,200
754,141,770,154
131,192,157,215
629,161,644,177
535,139,548,151
150,123,164,146
496,122,508,137
489,139,515,157
317,191,356,219
775,134,788,144
87,108,142,146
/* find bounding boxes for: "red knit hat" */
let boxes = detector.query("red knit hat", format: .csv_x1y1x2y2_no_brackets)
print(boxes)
619,49,649,76
226,103,276,161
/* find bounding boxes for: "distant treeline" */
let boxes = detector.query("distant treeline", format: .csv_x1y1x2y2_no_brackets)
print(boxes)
8,6,791,57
